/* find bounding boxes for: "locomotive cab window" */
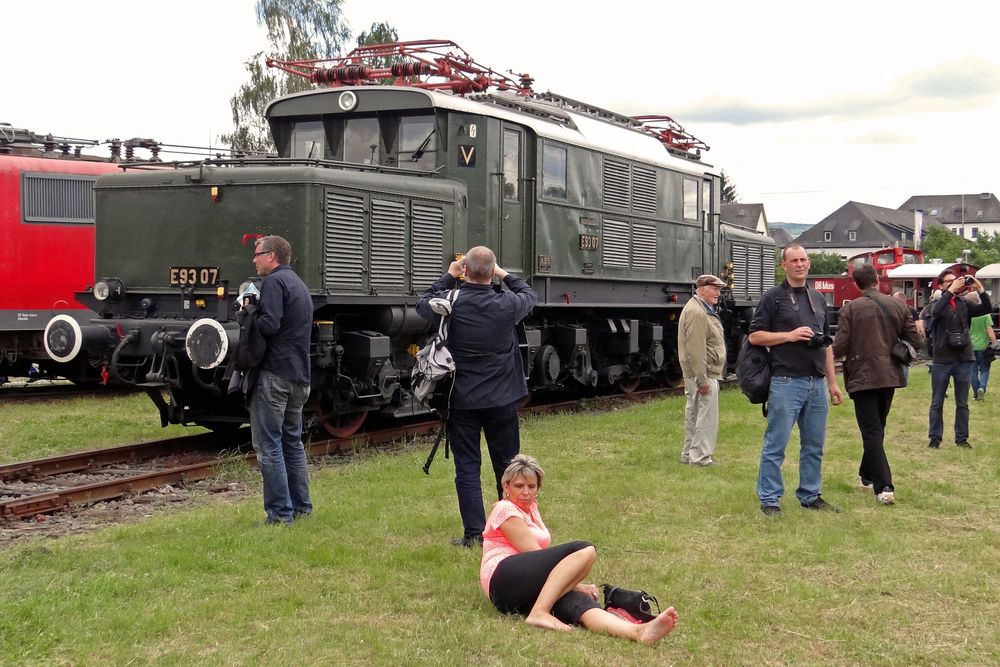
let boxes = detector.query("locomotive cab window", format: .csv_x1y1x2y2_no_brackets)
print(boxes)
502,128,520,201
290,120,329,159
683,178,698,221
342,117,381,165
542,143,567,199
393,115,438,171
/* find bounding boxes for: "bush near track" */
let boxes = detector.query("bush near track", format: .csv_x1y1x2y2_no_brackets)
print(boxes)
0,369,997,665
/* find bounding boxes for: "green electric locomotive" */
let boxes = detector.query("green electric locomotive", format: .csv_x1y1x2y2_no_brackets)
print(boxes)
44,40,774,434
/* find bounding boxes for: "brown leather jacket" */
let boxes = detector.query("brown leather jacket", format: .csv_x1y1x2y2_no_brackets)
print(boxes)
832,289,923,394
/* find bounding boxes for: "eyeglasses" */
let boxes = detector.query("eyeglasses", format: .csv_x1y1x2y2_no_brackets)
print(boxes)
253,250,272,258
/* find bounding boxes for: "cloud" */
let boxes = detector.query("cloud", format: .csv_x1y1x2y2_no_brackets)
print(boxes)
848,131,916,145
678,57,1000,125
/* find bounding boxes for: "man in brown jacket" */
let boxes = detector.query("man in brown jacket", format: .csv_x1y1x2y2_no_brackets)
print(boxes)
832,264,922,505
678,274,727,466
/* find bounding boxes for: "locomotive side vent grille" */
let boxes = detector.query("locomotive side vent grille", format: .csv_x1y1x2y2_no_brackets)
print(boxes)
602,218,630,268
370,198,407,293
631,222,657,270
631,166,658,215
732,243,749,296
762,249,775,290
22,173,97,224
411,203,445,292
748,244,763,293
603,158,630,210
324,190,366,291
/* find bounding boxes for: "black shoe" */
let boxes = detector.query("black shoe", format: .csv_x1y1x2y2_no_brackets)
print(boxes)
760,505,782,517
801,497,841,513
956,441,972,449
928,439,941,449
450,535,484,548
264,517,292,526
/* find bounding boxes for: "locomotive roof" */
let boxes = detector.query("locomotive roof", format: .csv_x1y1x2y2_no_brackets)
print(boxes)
266,86,717,178
886,262,976,279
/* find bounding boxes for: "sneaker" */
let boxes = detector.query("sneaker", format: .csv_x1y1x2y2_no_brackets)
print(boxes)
694,458,717,467
760,505,782,517
801,497,841,513
450,535,484,548
956,441,972,449
928,439,941,449
858,477,873,491
876,491,896,505
973,390,981,401
679,457,690,465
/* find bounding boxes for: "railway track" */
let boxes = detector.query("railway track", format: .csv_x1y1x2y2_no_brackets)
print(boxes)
0,380,138,403
0,384,686,521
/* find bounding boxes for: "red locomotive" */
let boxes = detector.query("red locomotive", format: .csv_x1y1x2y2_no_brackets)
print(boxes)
0,126,167,383
808,247,977,326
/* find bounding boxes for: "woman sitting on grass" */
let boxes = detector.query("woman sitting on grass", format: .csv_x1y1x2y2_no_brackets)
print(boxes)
479,454,678,644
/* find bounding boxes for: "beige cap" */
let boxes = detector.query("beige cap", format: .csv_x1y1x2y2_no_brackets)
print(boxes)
696,274,726,288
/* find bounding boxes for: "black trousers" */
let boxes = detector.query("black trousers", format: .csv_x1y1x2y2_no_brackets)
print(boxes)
447,401,520,538
488,541,601,625
852,387,895,494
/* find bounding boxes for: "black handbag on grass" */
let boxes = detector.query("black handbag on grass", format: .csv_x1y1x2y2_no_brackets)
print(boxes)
601,583,660,624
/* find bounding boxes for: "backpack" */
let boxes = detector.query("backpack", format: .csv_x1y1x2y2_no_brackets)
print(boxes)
412,288,459,410
736,337,771,410
415,288,459,475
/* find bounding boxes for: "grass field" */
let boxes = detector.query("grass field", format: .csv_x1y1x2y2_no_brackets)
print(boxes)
0,369,997,666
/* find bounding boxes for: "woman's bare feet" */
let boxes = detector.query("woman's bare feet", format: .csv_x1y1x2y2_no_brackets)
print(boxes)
526,611,574,632
637,607,678,645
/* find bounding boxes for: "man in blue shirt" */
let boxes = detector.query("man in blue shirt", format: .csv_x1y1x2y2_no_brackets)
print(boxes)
249,235,314,525
417,246,537,547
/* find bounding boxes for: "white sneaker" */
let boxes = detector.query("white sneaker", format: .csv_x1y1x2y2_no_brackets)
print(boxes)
877,491,895,505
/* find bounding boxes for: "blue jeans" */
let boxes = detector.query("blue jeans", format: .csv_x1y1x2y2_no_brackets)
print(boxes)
929,362,973,443
972,350,990,395
250,370,313,523
757,376,829,507
447,401,521,539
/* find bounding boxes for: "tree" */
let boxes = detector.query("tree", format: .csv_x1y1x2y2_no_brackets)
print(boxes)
808,252,847,275
221,0,351,153
354,22,404,82
720,169,739,204
921,226,968,264
774,251,845,282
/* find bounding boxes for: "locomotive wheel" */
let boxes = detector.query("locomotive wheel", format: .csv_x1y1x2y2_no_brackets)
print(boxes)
310,399,368,438
615,377,641,394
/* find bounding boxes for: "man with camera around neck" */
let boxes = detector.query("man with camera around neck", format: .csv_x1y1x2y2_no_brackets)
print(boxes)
748,245,843,516
926,271,992,449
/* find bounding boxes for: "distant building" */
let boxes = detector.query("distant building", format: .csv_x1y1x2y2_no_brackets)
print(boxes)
794,201,940,259
721,203,770,236
770,227,794,247
897,193,1000,241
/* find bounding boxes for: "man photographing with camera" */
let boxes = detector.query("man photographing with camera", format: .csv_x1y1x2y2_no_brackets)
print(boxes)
749,244,843,516
926,270,992,449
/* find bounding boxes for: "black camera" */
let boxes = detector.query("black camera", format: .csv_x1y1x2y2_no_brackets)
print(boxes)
963,276,974,286
807,332,833,348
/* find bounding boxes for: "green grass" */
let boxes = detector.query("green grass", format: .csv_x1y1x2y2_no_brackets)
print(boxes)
1,370,998,665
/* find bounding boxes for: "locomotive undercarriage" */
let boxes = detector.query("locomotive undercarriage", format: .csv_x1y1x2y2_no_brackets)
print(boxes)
47,300,687,436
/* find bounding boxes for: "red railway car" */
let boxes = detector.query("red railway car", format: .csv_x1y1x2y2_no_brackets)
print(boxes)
807,247,924,327
0,126,164,383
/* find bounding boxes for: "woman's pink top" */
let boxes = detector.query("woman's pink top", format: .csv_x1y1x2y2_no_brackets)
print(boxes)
479,499,551,595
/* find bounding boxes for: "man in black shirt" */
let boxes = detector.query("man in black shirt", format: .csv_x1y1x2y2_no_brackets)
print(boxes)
749,245,843,516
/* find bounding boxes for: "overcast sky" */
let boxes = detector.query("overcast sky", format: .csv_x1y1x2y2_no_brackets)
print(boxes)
7,0,999,224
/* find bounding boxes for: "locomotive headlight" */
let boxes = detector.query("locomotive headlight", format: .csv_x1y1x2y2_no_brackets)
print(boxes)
93,278,126,303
